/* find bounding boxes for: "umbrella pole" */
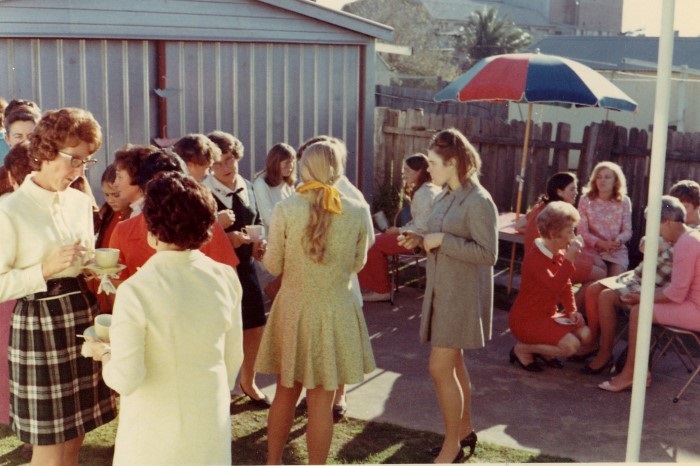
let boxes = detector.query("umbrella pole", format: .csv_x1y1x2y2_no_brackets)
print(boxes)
507,103,533,294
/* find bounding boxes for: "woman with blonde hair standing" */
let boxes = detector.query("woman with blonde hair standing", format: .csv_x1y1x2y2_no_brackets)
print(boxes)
400,128,497,463
255,140,375,464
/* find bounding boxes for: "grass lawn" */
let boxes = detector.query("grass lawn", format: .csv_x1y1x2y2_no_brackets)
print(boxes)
0,396,573,465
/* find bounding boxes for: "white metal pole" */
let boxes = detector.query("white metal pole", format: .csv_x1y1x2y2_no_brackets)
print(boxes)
625,0,675,461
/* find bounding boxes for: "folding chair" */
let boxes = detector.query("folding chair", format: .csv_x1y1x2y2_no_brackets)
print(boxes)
388,206,425,304
389,253,424,304
650,325,700,403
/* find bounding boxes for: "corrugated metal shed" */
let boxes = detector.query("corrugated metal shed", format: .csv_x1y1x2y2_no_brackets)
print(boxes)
0,0,392,198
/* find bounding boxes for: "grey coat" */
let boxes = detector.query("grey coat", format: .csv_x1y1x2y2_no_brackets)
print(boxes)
419,179,498,349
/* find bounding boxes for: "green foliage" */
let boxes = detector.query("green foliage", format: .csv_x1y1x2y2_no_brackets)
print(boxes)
453,6,532,72
344,0,461,83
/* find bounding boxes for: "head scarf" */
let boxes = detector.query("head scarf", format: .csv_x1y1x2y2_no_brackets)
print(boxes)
296,181,342,214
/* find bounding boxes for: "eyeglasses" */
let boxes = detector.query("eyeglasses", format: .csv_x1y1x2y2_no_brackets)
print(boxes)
57,151,98,169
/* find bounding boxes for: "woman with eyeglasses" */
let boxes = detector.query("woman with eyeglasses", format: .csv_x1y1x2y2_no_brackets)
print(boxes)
399,128,497,463
0,107,117,466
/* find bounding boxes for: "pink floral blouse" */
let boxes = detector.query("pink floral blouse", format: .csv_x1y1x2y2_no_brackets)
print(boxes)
577,194,633,268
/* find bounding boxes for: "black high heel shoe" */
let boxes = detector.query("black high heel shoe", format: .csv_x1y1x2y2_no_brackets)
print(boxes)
428,431,478,458
580,357,613,375
535,354,564,369
509,347,543,372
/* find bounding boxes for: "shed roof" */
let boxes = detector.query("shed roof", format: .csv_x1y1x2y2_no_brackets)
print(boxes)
530,36,700,71
0,0,393,43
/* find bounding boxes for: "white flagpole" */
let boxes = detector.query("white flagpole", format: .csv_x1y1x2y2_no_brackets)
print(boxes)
625,0,676,461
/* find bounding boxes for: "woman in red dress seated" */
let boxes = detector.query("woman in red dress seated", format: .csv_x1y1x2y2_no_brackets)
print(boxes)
509,201,593,371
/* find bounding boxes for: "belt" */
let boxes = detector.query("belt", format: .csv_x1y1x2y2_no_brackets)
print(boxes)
22,276,89,301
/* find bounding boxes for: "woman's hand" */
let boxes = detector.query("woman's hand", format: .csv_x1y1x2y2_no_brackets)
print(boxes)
253,239,267,261
570,311,585,328
228,231,251,249
422,233,444,252
384,226,400,235
42,242,88,279
217,209,236,229
620,291,640,305
397,231,421,250
595,239,621,253
565,235,583,262
84,339,111,362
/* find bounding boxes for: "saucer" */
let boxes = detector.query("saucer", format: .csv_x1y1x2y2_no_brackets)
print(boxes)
84,263,126,275
554,317,575,325
78,326,100,341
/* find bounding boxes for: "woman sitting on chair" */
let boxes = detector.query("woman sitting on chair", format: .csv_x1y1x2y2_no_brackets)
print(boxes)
599,196,700,392
509,201,592,371
358,153,442,302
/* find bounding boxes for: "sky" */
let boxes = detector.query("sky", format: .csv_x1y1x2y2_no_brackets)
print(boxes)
315,0,700,37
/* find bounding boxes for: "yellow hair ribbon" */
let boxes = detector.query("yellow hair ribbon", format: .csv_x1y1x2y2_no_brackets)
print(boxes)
296,181,343,214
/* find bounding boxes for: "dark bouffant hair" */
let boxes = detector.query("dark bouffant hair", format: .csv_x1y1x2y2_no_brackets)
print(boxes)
114,144,159,185
137,149,187,190
0,167,11,196
207,130,244,160
3,140,33,186
143,171,216,250
28,107,102,170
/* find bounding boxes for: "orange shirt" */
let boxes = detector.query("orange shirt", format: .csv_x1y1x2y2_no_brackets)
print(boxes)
109,213,239,280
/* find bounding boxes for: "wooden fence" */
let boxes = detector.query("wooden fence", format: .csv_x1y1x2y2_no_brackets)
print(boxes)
373,107,700,266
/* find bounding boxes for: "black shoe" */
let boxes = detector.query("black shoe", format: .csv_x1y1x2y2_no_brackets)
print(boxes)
509,347,543,372
567,349,597,363
580,358,613,375
239,383,272,408
332,400,347,421
535,354,564,369
428,431,477,457
451,448,465,463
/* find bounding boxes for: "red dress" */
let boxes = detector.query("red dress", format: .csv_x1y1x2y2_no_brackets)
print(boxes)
109,214,239,280
509,241,577,345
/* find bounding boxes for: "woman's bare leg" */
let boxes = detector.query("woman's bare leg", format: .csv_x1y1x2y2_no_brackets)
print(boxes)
429,346,463,463
266,380,302,465
453,350,473,440
306,387,336,465
240,326,266,399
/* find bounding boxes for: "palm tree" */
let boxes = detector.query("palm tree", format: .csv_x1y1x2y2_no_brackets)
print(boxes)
454,6,531,72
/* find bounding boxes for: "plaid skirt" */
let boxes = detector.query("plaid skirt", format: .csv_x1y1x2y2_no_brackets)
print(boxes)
9,278,117,445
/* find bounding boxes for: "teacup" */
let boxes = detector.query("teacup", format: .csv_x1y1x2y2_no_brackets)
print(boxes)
94,248,120,269
94,314,112,342
242,225,265,241
372,211,389,232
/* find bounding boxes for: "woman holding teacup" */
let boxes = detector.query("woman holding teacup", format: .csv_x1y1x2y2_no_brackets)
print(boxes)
205,130,271,407
0,107,117,466
88,171,243,465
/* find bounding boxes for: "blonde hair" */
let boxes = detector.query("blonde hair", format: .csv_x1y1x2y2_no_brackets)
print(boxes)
583,161,627,201
536,201,580,239
298,141,343,263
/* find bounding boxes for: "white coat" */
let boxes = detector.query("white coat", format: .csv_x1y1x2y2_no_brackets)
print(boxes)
104,250,243,466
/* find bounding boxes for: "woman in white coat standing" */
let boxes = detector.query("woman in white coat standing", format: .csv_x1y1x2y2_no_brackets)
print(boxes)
88,171,243,466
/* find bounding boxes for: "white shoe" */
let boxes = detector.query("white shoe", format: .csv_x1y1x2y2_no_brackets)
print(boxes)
362,291,390,302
